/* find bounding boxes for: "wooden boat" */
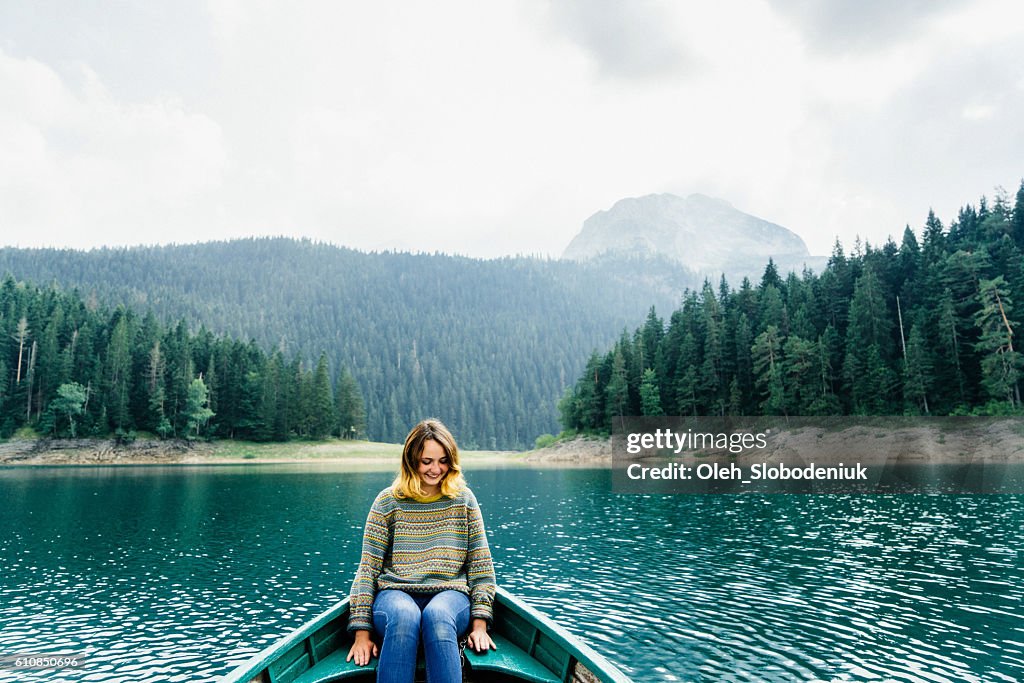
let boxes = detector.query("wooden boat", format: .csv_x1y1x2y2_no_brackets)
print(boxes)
222,586,632,683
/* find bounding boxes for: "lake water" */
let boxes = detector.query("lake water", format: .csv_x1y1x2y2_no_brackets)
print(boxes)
0,464,1021,682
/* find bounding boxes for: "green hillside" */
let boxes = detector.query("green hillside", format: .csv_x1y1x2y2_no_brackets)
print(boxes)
0,239,692,448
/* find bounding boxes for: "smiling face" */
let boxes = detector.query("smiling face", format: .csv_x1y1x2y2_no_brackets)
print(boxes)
398,418,462,499
417,439,450,494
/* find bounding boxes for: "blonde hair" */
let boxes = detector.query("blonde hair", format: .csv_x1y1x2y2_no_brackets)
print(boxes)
392,418,466,500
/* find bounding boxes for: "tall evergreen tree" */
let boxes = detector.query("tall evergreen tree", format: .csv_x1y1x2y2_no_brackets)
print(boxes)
974,277,1022,407
334,366,366,439
902,324,933,415
1011,179,1024,248
308,354,335,439
782,335,816,415
751,325,785,415
639,367,664,416
922,209,946,264
605,350,629,429
105,314,132,431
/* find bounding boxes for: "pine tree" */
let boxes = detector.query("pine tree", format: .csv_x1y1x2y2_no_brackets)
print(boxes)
640,306,663,372
974,277,1022,407
752,325,785,415
699,282,724,412
922,209,945,264
259,352,284,441
307,354,335,438
105,314,133,431
284,357,306,437
733,313,754,413
164,321,193,434
335,366,366,439
1011,179,1024,248
36,316,62,423
674,332,700,416
869,345,898,413
639,368,664,416
807,331,841,415
898,225,921,310
147,341,171,437
782,335,816,414
936,289,967,407
846,268,893,353
902,324,933,414
727,377,743,416
759,285,785,332
605,350,629,429
759,259,783,293
844,268,896,412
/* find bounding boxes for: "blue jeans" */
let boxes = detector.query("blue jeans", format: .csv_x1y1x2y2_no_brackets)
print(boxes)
372,589,470,683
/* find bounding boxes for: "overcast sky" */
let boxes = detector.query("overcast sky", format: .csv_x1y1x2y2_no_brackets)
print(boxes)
2,1,1023,258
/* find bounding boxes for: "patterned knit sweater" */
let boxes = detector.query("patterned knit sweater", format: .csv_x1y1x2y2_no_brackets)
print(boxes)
347,486,496,632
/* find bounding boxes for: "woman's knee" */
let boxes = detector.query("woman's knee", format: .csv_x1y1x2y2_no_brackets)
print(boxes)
421,591,470,636
373,591,422,637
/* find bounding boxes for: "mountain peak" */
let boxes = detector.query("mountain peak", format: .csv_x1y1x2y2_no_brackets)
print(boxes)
562,193,819,279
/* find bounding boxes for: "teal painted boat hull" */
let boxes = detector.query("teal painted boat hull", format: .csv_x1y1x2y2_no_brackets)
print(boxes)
222,587,632,683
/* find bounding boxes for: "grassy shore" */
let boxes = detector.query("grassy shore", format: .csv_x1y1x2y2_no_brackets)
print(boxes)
206,439,525,465
0,433,530,466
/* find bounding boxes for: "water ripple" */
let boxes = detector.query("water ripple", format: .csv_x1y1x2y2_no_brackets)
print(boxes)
0,466,1021,681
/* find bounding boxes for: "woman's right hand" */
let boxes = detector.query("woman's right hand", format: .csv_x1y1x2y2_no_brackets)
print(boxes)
346,630,378,666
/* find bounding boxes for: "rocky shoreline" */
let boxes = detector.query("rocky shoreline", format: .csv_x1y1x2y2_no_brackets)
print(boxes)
522,436,612,464
524,421,1024,467
0,438,214,465
4,422,1022,467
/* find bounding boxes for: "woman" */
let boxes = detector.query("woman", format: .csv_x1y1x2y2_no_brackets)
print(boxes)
346,418,497,683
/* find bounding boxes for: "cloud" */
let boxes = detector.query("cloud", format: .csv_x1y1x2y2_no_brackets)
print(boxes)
0,49,227,247
0,1,1021,262
766,0,968,53
546,0,692,79
830,38,1024,217
0,0,218,101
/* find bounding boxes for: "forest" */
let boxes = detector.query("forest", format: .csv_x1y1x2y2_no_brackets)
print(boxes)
4,183,1021,448
0,240,687,448
559,183,1024,433
0,280,365,442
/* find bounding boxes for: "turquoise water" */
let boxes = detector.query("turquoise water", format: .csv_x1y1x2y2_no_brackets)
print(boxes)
0,464,1021,682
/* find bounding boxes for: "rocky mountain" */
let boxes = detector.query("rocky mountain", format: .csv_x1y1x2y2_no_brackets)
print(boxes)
562,193,827,281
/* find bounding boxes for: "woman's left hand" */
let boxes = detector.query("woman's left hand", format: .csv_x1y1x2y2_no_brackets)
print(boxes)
466,618,496,653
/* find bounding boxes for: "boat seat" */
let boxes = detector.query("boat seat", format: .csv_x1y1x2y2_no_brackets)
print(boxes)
288,632,559,683
291,649,377,683
464,633,560,683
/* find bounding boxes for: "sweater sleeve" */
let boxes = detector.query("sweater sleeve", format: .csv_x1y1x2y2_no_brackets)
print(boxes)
348,490,392,632
465,489,497,624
